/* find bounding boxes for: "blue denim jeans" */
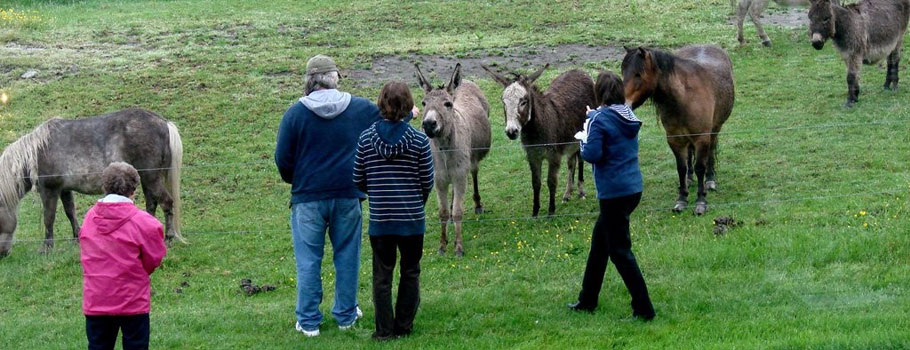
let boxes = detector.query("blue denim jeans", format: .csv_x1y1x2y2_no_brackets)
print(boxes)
291,198,362,331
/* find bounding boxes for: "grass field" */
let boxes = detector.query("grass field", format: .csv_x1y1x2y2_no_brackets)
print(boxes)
2,0,910,349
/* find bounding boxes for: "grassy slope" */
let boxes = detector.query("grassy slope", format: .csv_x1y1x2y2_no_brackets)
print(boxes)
1,0,909,349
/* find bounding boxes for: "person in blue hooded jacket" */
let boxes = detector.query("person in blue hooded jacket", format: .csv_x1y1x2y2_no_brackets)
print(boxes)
567,71,655,321
274,55,380,338
353,81,434,340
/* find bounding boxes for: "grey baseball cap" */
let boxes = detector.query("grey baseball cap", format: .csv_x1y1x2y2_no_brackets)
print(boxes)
306,55,338,75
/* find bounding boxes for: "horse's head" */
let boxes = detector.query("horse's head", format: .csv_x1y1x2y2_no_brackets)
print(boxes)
482,64,548,140
808,0,836,50
415,63,464,139
621,47,659,110
0,202,17,258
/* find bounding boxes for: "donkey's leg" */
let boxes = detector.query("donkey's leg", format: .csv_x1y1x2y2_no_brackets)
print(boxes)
562,151,577,203
669,141,690,213
886,39,903,91
453,177,467,258
60,190,80,239
546,155,561,216
436,181,451,255
576,150,586,199
706,134,719,191
749,2,771,47
693,139,712,216
736,0,749,45
845,56,862,107
528,156,543,217
39,188,61,252
471,168,484,214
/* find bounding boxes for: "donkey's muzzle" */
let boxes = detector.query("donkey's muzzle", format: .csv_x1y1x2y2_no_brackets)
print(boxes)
423,120,438,138
505,130,519,140
810,33,825,50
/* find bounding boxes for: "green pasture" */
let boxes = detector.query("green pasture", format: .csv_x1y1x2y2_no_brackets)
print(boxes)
1,0,909,349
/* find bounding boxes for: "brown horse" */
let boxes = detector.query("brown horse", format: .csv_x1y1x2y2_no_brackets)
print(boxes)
621,46,735,215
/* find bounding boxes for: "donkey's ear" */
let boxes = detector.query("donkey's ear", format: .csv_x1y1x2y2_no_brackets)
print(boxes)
446,63,462,94
482,64,511,86
415,63,433,92
527,63,549,83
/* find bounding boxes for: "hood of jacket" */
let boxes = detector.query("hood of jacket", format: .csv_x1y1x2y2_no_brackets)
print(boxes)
299,89,352,119
370,120,413,160
607,104,642,138
91,197,139,234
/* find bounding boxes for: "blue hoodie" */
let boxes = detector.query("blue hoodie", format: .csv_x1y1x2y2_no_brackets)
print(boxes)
275,89,382,204
353,120,434,236
580,104,643,199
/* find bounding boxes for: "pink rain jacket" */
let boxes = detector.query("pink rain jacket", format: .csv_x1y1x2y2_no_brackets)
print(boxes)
79,200,166,316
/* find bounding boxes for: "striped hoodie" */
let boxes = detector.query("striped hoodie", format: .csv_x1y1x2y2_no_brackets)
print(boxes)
353,120,434,236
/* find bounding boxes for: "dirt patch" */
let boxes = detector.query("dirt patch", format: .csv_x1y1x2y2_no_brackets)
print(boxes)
727,8,808,28
346,44,625,87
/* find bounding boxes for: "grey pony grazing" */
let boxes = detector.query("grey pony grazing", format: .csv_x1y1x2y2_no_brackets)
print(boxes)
482,64,594,217
621,46,735,215
808,0,910,107
416,63,491,257
733,0,810,46
0,108,183,257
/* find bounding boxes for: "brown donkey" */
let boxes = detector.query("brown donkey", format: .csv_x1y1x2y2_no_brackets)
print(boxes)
621,46,735,215
482,64,594,217
809,0,910,107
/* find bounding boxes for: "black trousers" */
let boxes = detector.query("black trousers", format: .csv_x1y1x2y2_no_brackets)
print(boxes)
578,193,654,316
85,313,150,350
370,234,423,337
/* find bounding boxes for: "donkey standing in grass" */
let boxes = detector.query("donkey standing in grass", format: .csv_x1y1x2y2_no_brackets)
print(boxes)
482,64,594,217
808,0,910,107
733,0,810,46
622,46,735,215
0,108,183,257
416,63,491,257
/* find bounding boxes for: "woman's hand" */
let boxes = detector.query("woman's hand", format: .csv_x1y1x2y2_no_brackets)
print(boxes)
585,105,594,114
412,105,420,117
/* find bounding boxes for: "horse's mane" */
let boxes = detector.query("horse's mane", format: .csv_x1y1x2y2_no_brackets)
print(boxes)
649,48,677,75
0,120,54,208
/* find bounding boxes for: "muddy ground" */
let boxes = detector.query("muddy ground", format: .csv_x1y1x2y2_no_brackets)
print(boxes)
347,44,625,87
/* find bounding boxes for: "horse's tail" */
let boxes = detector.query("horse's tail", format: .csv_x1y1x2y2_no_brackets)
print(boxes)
165,121,185,243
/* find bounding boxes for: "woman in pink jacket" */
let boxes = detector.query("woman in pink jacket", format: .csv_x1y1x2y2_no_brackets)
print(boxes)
80,162,167,350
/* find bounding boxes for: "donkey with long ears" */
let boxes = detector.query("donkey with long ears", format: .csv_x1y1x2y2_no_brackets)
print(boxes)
733,0,810,47
482,64,593,217
0,108,183,257
808,0,910,107
416,63,492,257
621,45,735,215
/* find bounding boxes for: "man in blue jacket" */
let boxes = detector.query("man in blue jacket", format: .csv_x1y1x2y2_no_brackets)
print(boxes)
275,55,381,337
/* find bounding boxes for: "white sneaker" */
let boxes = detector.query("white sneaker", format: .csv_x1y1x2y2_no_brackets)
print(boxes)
338,306,363,330
295,322,319,337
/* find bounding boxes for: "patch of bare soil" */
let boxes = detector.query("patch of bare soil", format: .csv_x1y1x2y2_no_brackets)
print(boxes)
347,44,625,87
727,8,808,28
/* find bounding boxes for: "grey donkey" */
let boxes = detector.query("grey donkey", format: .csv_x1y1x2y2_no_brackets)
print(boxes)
416,63,492,257
809,0,910,107
733,0,810,46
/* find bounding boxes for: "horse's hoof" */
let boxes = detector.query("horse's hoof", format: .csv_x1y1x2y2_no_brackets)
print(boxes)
562,196,570,203
39,241,54,254
437,248,446,256
695,202,708,216
455,250,464,258
475,206,484,215
706,181,717,191
761,40,772,47
672,201,687,213
578,192,586,200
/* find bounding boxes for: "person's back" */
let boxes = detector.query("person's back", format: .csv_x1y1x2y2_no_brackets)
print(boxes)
353,81,433,341
80,162,166,350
